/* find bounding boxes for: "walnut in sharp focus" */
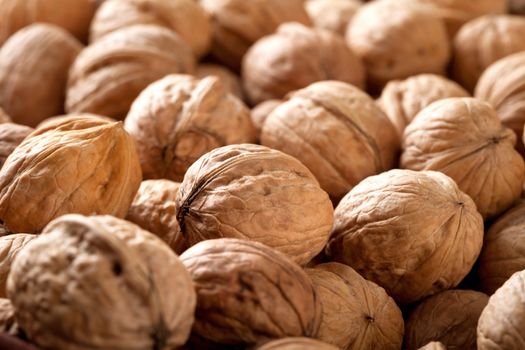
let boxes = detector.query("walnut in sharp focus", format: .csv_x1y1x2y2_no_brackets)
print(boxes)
305,0,361,36
0,123,33,169
7,214,196,350
326,169,484,305
0,234,36,298
256,338,339,350
196,64,243,100
180,238,321,346
401,97,525,219
124,74,256,182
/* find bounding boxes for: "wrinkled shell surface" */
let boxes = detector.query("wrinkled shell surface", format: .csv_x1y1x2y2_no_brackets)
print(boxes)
0,234,36,298
180,238,321,345
418,342,446,350
7,214,196,350
0,123,33,168
305,0,361,35
261,81,398,201
256,337,339,350
326,169,484,304
401,97,525,219
196,64,243,100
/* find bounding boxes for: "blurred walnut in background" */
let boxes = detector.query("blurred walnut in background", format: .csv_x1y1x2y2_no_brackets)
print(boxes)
196,64,243,100
0,123,33,168
509,0,525,14
305,0,362,36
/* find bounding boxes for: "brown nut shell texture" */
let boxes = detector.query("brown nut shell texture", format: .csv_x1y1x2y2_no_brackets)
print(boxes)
305,0,361,35
326,169,484,305
0,123,33,169
180,238,321,346
0,233,36,298
256,337,339,350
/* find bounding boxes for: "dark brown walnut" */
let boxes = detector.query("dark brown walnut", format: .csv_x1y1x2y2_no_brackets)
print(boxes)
378,74,469,139
90,0,211,58
0,123,33,168
405,290,489,350
306,262,404,350
200,0,311,70
124,74,256,181
242,22,365,105
0,298,16,334
180,238,321,346
418,342,446,350
401,98,525,219
176,144,334,266
256,337,339,350
0,115,142,233
0,24,82,127
509,0,525,14
305,0,361,36
261,81,398,202
66,25,195,120
196,64,243,100
326,169,484,305
251,99,281,141
126,179,187,255
0,234,36,298
477,270,525,349
0,108,11,124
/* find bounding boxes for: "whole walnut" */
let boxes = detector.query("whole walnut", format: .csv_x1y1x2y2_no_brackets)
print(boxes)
378,74,469,139
0,24,82,127
66,25,195,120
0,234,36,298
196,64,243,100
0,108,11,124
326,169,484,305
509,0,525,14
200,0,311,70
256,338,339,350
90,0,211,58
405,290,489,350
0,115,142,233
251,99,281,141
453,15,525,92
401,98,525,219
0,123,33,168
418,342,446,350
180,238,321,346
125,75,255,181
7,214,196,350
305,0,361,36
126,179,187,255
477,270,525,349
242,23,365,105
261,81,398,202
306,262,404,350
176,144,334,266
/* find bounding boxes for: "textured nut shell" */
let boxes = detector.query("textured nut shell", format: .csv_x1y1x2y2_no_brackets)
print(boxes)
180,238,321,345
66,25,195,120
418,342,446,350
0,298,15,334
0,123,33,169
261,81,398,201
378,74,469,138
125,74,256,181
306,262,404,350
405,290,488,350
126,179,187,255
477,270,525,349
251,99,281,141
305,0,361,35
0,24,82,127
326,169,484,304
0,234,36,298
90,0,211,58
242,23,365,105
0,116,142,233
196,64,243,100
401,98,525,219
256,337,339,350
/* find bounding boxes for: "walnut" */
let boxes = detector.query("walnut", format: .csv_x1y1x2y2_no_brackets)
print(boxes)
405,290,489,350
0,108,11,124
242,23,365,105
418,342,446,350
0,24,82,127
305,0,361,36
90,0,211,58
66,25,195,120
180,238,321,346
0,298,16,334
0,123,33,168
176,144,334,266
453,15,525,92
7,214,196,350
0,234,36,298
401,98,525,219
0,115,142,233
378,74,469,139
305,262,404,350
261,81,398,202
326,169,484,305
509,0,525,14
200,0,311,70
196,64,243,100
251,99,281,141
124,74,256,181
256,338,339,350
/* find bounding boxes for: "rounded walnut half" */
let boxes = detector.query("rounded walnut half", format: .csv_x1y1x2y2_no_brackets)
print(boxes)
401,97,525,219
0,234,36,298
305,0,361,36
0,123,33,169
196,64,243,100
326,169,484,305
256,338,339,350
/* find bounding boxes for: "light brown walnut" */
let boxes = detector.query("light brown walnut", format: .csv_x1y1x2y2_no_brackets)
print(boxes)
0,234,36,298
0,123,33,169
305,0,361,36
196,64,243,100
256,337,339,350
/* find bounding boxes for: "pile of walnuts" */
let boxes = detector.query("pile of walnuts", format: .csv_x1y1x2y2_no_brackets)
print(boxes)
0,0,524,349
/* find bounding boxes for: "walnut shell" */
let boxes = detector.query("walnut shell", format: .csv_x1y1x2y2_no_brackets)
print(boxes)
261,81,398,201
242,22,365,105
176,144,334,266
401,97,525,219
418,342,446,350
196,64,243,100
405,290,489,350
0,115,142,233
305,0,361,36
66,25,195,120
90,0,211,58
180,238,321,346
251,99,281,141
306,262,404,350
0,24,82,127
0,123,33,169
0,234,36,298
453,15,525,92
126,179,187,255
477,270,525,349
378,74,469,139
256,338,339,350
326,169,484,305
124,74,256,181
0,298,15,334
